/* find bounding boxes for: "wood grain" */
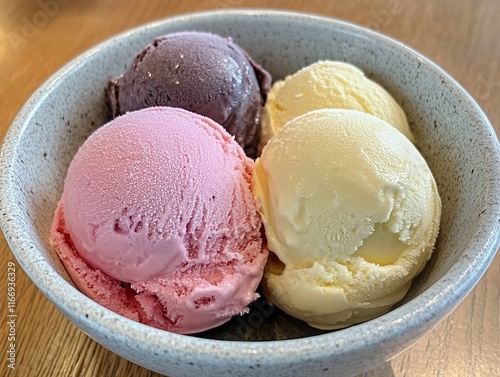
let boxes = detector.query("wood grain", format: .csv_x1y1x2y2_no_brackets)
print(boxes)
1,1,499,376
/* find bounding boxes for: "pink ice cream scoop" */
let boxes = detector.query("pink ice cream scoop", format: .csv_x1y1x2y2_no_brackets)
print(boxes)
51,106,267,334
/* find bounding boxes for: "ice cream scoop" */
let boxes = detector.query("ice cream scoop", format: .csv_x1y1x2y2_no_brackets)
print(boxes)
259,61,413,151
253,109,440,330
107,31,271,158
51,106,268,334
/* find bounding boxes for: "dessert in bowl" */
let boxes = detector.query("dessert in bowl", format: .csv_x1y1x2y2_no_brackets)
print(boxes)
1,9,499,377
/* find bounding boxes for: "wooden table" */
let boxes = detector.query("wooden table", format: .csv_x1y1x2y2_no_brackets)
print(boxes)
1,1,498,376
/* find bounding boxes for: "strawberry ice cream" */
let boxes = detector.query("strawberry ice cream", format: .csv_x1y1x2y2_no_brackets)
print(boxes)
50,106,268,334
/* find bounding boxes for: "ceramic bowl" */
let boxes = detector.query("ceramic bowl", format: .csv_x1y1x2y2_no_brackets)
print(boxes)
1,9,499,377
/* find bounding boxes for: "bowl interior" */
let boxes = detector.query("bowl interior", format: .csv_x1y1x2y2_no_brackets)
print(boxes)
1,10,499,345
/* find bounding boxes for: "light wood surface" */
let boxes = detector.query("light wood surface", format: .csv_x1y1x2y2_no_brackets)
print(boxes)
1,1,499,376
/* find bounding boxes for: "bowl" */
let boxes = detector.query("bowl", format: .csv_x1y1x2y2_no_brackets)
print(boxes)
1,9,499,377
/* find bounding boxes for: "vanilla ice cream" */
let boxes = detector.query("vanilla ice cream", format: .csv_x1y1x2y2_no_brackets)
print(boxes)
259,61,414,152
253,109,440,329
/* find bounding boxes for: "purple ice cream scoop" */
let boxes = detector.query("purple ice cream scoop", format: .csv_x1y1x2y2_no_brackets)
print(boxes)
106,31,271,158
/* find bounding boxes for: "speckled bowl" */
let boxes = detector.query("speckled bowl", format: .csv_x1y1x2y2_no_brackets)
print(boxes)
1,9,499,377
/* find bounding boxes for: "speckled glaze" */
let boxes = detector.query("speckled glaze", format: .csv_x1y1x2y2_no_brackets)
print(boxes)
1,10,499,377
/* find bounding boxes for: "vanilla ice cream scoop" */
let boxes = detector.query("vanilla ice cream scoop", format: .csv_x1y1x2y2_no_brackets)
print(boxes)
259,61,413,152
253,109,440,329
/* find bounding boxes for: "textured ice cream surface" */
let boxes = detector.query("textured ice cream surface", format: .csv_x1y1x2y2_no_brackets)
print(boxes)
253,109,441,330
259,61,413,152
51,106,268,334
107,31,271,158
